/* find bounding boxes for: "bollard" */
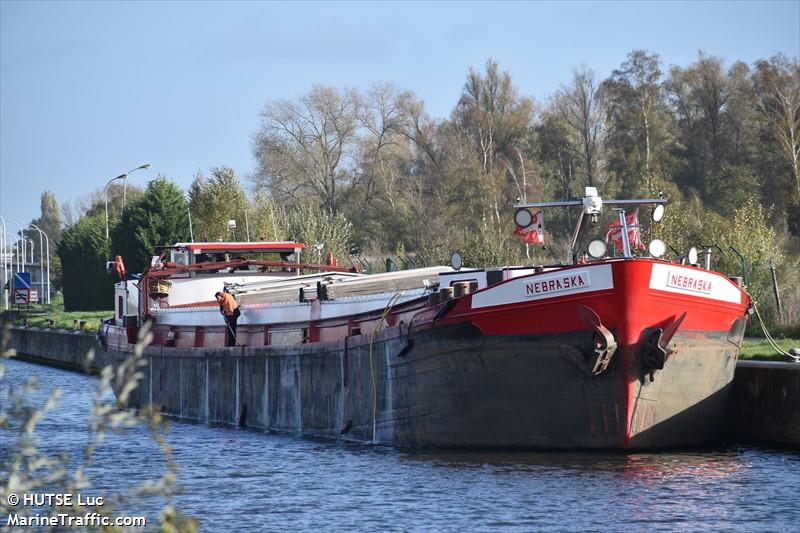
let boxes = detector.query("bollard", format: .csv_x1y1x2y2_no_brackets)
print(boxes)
453,281,470,298
428,292,441,306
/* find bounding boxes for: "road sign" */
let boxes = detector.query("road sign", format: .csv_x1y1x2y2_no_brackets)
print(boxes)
13,272,31,290
13,288,30,304
30,289,39,303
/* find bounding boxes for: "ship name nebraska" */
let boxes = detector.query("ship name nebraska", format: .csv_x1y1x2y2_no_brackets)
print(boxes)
525,272,589,296
667,272,712,294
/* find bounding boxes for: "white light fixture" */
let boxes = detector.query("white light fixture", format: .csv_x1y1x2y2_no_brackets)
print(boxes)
587,239,607,259
688,247,699,265
648,239,666,258
514,208,533,228
652,204,665,223
450,251,463,271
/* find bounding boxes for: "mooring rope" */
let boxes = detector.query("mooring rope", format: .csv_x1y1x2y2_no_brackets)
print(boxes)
752,302,799,363
368,292,402,444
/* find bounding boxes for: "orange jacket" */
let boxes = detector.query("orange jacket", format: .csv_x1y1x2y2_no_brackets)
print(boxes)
217,292,238,316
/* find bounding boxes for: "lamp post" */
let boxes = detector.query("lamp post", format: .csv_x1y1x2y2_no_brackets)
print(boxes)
5,218,26,272
0,216,7,310
104,163,151,240
29,223,50,304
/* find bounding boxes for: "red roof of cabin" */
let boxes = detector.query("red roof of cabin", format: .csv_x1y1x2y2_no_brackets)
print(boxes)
174,242,305,252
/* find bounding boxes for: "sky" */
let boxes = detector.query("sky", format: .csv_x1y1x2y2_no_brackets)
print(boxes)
1,0,798,237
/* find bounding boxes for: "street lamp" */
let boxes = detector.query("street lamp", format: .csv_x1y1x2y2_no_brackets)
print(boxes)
29,223,50,304
104,163,151,240
24,236,34,263
3,235,20,274
5,217,26,272
0,216,7,310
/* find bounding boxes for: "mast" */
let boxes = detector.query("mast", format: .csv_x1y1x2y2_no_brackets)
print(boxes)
515,187,666,263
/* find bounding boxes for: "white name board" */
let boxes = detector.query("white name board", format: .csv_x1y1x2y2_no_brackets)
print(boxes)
649,263,741,304
523,271,590,297
471,264,613,309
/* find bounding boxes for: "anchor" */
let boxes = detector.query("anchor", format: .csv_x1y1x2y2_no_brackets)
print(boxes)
576,304,618,376
641,312,686,382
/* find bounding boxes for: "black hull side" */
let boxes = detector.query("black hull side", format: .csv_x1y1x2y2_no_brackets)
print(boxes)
379,323,739,449
111,322,739,449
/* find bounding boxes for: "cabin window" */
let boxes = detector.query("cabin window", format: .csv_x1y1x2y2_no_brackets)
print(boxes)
170,249,190,265
117,296,123,319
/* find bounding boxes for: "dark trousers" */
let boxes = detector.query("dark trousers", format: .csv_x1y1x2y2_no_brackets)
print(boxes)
224,313,239,346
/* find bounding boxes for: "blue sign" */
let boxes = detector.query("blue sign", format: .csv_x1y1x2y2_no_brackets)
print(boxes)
13,272,30,290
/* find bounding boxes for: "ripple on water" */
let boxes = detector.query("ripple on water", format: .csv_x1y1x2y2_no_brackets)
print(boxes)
3,359,799,532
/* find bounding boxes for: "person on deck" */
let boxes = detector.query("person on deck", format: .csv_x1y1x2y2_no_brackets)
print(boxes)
215,290,240,346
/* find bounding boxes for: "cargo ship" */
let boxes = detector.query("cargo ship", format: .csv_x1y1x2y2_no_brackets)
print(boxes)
100,188,751,449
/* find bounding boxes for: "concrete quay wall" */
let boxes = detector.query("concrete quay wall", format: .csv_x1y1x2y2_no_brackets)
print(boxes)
121,332,406,443
6,326,113,374
7,326,403,444
731,360,800,446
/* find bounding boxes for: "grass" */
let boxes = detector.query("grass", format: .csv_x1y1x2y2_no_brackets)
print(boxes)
10,293,113,332
739,338,800,361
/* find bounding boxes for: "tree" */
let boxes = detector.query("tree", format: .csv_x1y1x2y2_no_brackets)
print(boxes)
111,177,189,274
557,67,605,188
601,50,666,194
450,60,534,229
252,85,361,215
29,191,64,288
357,85,416,212
452,59,534,175
188,167,249,241
666,53,730,192
665,53,761,210
752,54,800,196
57,214,113,311
283,202,353,264
535,108,577,200
344,84,446,252
249,192,285,242
31,191,62,243
77,183,145,219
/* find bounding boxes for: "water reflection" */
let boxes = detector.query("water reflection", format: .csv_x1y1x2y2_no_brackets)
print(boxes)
3,359,799,532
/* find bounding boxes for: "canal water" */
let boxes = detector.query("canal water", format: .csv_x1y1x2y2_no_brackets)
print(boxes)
2,358,799,532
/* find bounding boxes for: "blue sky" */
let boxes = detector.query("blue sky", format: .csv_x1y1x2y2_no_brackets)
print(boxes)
1,0,798,233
